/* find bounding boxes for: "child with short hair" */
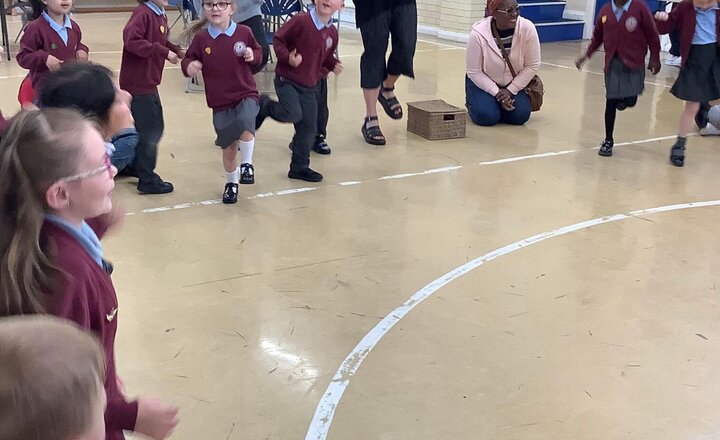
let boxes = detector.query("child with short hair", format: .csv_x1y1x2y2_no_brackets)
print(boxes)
0,315,106,440
182,0,264,204
576,0,661,157
0,109,179,440
16,0,89,102
655,0,720,166
255,0,344,182
120,0,183,194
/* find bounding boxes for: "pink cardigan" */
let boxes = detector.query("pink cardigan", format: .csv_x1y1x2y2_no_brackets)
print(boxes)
466,16,541,96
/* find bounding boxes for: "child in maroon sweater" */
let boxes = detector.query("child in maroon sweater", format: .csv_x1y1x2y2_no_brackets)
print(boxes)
16,0,89,96
120,0,183,194
0,109,179,440
255,0,343,182
576,0,660,157
655,0,720,166
182,0,263,204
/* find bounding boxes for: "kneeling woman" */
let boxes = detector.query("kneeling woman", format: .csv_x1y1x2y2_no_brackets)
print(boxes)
465,0,540,126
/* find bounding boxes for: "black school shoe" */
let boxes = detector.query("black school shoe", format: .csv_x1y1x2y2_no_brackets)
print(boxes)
223,182,239,204
137,178,174,194
313,137,331,155
240,163,254,184
669,142,685,167
598,139,614,157
288,167,323,182
696,102,710,129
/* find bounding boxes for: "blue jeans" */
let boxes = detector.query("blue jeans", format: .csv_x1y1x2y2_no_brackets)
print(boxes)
110,128,138,173
465,76,531,126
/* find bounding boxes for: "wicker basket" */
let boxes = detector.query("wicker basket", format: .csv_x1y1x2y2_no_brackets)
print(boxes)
407,100,466,141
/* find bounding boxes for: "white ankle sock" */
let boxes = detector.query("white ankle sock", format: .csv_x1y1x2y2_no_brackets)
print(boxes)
238,139,254,165
226,168,239,184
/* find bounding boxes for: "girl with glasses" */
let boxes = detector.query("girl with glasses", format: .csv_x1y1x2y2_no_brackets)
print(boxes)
182,0,264,204
0,109,179,440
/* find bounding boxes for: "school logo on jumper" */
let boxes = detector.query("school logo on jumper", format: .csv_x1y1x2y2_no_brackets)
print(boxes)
234,41,247,57
601,15,607,23
205,47,212,55
326,37,333,50
160,25,165,34
625,16,638,32
50,42,58,50
106,307,118,322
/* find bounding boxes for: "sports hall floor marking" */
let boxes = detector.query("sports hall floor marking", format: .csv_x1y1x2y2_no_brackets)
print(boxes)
304,199,720,440
125,134,678,216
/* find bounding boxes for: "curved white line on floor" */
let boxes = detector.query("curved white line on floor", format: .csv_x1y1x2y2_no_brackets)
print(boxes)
304,199,720,440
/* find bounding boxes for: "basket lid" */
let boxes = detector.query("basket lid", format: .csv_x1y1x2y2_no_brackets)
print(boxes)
407,100,464,114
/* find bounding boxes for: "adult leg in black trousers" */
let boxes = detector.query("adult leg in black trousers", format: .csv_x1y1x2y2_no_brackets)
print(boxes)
130,93,174,194
240,14,269,74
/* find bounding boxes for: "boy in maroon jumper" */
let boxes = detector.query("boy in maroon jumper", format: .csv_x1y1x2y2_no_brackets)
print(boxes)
576,0,660,157
17,0,89,94
120,0,183,194
255,0,343,182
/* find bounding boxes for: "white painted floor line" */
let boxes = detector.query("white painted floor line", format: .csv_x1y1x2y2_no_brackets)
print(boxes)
304,199,720,440
541,62,673,89
124,134,676,216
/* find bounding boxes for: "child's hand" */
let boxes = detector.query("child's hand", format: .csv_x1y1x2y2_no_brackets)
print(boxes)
76,49,89,61
166,51,180,65
654,11,669,21
135,398,179,440
575,55,587,70
186,60,203,77
333,61,343,75
288,49,302,67
244,47,254,63
176,49,186,59
46,55,63,71
648,59,661,74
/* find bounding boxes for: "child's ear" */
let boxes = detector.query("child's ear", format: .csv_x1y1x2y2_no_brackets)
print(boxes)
45,181,71,211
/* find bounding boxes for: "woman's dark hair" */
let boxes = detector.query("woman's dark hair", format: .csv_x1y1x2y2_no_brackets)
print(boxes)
39,63,117,126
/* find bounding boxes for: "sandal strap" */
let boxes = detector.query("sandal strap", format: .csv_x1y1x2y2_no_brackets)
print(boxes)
381,86,395,92
365,116,379,122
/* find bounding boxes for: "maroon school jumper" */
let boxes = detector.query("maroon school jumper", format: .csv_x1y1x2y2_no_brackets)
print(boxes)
16,16,89,89
586,0,661,71
181,24,262,111
42,218,138,440
273,12,339,88
120,3,181,94
656,0,720,66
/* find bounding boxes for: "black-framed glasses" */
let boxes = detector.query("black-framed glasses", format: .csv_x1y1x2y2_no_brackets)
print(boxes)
496,6,521,14
202,1,230,11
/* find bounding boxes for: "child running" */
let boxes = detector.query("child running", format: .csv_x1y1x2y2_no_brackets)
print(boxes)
655,0,720,166
576,0,661,157
16,0,89,101
120,0,184,194
255,0,343,182
181,0,263,204
0,109,179,440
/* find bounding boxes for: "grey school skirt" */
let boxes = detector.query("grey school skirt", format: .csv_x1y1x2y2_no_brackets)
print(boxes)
605,55,645,99
671,43,720,102
212,97,260,148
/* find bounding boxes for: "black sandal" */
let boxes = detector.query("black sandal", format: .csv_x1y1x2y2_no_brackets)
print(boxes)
598,139,614,157
670,143,685,167
362,116,386,146
378,86,403,120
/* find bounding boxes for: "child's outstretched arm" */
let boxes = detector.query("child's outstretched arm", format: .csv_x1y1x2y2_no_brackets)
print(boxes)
272,16,297,65
642,6,661,74
654,4,681,35
576,14,604,69
123,14,171,60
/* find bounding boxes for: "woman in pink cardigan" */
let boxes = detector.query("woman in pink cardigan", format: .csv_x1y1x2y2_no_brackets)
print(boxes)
465,0,541,126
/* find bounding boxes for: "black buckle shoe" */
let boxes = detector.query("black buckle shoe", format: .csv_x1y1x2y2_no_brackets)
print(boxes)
240,163,255,184
223,182,239,204
313,137,331,155
598,140,614,157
